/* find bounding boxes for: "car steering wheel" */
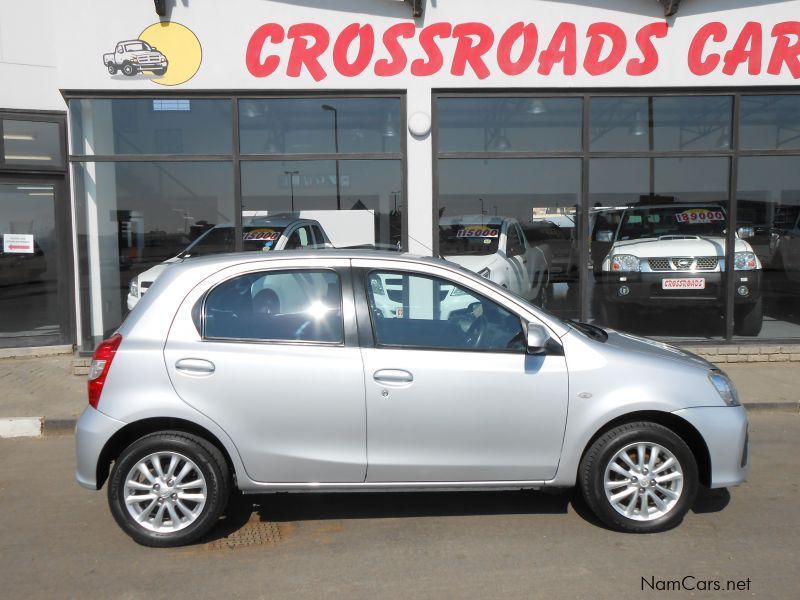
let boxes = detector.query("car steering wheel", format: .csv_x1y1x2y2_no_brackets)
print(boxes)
465,315,487,348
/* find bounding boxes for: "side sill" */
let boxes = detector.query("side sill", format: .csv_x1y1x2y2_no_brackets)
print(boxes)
240,480,549,493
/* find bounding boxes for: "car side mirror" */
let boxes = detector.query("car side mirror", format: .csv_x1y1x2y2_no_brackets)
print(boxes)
526,323,550,354
737,226,755,239
596,230,613,243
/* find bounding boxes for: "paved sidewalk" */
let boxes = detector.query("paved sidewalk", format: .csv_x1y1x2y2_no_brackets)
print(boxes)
0,354,797,436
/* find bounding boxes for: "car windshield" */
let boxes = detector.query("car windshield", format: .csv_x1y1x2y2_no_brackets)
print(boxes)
179,226,287,257
124,42,150,52
439,224,501,256
617,206,726,241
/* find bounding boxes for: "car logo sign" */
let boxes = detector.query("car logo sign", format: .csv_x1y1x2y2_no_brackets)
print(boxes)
676,258,692,269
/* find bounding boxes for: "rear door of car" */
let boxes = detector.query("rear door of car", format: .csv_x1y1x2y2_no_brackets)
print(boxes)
164,257,367,483
353,259,569,482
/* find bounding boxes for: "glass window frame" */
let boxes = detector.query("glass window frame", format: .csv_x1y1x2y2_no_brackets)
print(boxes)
433,90,800,345
65,92,407,352
0,111,67,173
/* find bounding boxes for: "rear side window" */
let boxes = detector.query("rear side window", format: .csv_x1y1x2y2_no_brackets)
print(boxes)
203,270,343,344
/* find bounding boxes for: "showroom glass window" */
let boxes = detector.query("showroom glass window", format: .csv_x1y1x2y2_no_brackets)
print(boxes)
238,98,404,250
70,98,236,350
436,92,800,343
0,113,70,348
436,97,583,321
70,96,405,351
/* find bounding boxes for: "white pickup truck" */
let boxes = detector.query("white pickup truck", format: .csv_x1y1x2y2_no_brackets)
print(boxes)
127,217,331,310
439,216,550,303
593,204,763,336
104,40,168,76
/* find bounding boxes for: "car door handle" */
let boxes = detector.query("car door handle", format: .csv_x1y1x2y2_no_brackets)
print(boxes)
373,369,414,385
175,358,215,375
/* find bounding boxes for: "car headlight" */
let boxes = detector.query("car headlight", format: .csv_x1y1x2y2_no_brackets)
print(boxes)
609,254,641,272
734,251,758,270
708,370,740,407
478,267,491,279
129,279,138,298
132,58,139,63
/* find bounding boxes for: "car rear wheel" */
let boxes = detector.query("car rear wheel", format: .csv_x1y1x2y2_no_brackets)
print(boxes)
579,422,698,533
107,64,118,75
734,298,763,336
108,431,230,547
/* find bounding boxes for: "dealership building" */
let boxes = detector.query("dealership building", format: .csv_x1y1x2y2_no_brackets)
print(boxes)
1,0,800,354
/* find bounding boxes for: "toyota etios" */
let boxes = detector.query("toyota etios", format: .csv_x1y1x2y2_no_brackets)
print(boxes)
75,251,748,547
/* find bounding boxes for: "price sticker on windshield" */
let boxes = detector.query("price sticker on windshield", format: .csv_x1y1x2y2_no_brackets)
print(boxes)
675,209,724,224
456,227,500,238
243,229,281,242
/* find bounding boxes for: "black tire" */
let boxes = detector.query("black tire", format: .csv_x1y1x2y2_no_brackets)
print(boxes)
121,62,136,76
579,422,698,533
734,297,763,336
107,63,118,75
152,67,167,75
108,431,230,547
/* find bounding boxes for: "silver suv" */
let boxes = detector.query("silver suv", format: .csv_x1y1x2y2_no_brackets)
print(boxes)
76,251,748,546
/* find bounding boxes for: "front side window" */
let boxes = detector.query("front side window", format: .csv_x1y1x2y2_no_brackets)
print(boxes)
366,271,524,352
204,270,343,343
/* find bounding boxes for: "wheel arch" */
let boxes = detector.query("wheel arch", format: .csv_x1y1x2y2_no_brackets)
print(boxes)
95,417,236,490
578,410,712,487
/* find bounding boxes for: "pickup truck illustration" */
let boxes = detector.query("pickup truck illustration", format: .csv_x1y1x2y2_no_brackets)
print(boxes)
103,40,168,76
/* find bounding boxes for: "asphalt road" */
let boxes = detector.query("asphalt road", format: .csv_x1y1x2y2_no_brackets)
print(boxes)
1,413,797,599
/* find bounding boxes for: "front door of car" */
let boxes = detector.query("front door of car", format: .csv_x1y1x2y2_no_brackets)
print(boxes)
164,259,366,483
355,264,569,482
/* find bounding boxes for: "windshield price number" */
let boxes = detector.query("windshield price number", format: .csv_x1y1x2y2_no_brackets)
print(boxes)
662,278,706,290
675,210,724,224
243,230,280,242
456,228,500,238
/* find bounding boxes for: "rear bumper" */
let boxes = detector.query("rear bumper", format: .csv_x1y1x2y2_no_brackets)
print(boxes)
597,271,761,307
672,405,749,488
75,407,126,490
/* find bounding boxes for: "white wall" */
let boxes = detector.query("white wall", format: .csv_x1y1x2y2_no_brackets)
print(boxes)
0,0,64,111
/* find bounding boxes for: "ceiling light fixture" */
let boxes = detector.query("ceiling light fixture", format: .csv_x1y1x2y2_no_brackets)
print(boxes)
3,133,35,141
5,154,53,161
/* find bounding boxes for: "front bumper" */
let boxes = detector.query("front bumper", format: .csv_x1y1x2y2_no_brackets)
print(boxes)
597,270,761,306
672,405,749,488
75,407,126,490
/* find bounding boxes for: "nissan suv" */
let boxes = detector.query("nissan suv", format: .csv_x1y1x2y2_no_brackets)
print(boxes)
592,204,763,336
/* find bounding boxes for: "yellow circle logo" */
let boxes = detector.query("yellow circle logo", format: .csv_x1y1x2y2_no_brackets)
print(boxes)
138,22,202,86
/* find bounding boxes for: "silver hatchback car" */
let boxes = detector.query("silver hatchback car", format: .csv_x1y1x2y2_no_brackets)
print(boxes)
76,251,748,546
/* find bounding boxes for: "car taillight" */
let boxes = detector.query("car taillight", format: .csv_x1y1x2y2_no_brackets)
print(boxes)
88,334,123,409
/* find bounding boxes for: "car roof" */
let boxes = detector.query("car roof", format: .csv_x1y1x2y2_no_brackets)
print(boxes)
623,203,725,211
121,40,146,44
177,249,439,269
439,215,510,226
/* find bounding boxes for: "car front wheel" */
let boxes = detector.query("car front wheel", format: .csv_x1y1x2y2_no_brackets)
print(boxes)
108,431,230,547
579,422,698,533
